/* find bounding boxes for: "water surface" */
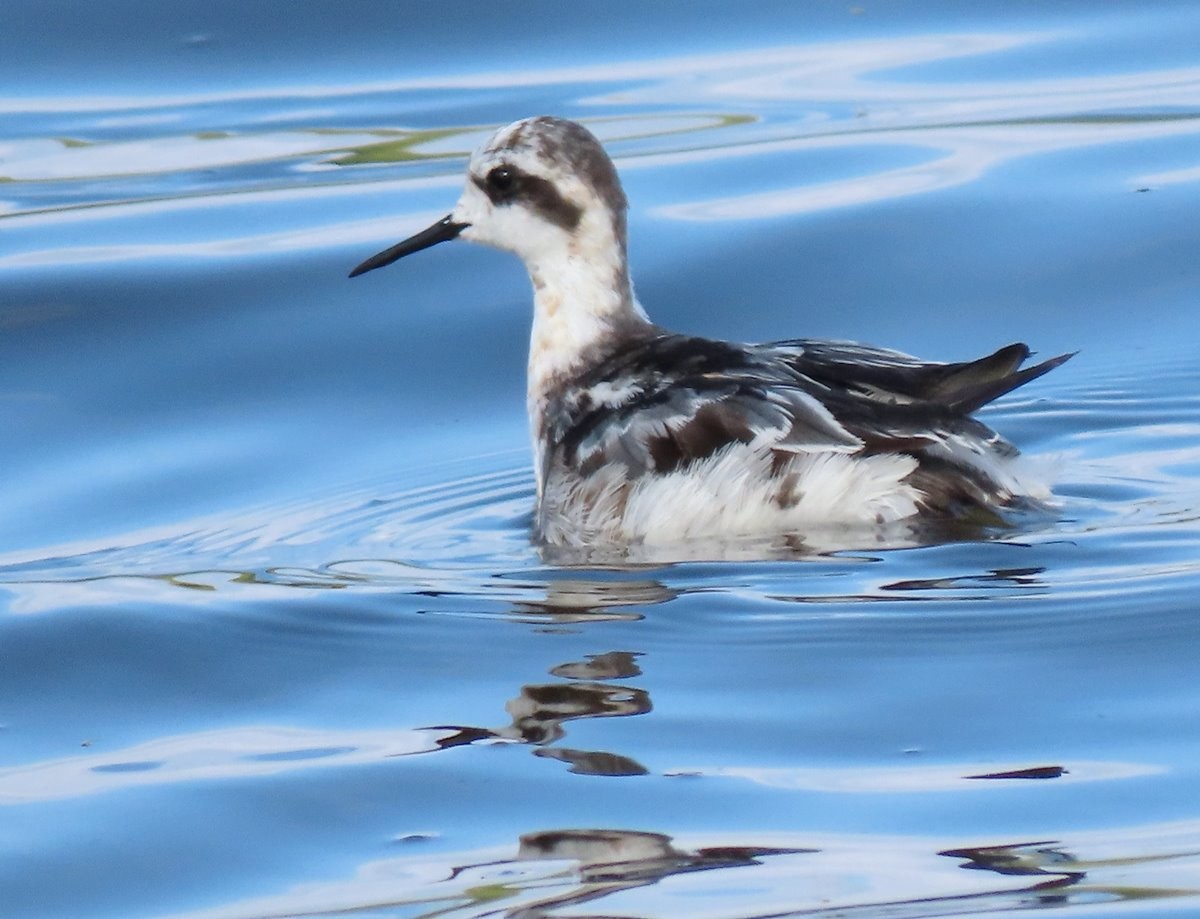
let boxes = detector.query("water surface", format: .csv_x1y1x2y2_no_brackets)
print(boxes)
2,2,1200,917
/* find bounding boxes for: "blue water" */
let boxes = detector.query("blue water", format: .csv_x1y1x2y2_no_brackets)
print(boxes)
3,2,1200,917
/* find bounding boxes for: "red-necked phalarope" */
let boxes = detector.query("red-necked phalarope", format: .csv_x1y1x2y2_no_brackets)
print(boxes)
351,116,1072,549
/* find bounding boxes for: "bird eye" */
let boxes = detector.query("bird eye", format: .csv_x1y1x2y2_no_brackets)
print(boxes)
487,166,516,194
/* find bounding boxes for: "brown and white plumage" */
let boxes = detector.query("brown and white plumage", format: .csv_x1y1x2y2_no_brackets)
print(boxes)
350,116,1072,548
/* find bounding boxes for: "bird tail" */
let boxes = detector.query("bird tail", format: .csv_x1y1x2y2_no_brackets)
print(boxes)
932,344,1076,414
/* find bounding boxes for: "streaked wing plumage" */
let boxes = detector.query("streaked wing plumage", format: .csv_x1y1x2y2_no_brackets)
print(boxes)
780,339,1074,413
539,333,1072,524
543,334,861,483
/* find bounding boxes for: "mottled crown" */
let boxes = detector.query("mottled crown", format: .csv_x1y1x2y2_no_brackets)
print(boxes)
475,116,628,237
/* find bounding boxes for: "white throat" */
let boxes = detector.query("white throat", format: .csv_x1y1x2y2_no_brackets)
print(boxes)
521,239,651,497
526,251,646,398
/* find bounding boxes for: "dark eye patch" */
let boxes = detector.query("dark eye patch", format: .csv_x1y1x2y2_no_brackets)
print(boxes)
487,166,516,195
476,164,522,203
472,164,583,232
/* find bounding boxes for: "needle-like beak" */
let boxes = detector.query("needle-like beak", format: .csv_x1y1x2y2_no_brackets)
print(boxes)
348,215,468,278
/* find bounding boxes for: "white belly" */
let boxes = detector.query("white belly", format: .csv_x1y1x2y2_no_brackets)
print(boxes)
536,443,925,547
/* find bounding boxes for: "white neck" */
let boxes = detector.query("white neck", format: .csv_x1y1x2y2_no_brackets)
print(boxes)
521,243,651,496
525,248,649,404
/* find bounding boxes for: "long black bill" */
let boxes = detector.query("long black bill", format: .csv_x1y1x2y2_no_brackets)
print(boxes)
348,215,468,278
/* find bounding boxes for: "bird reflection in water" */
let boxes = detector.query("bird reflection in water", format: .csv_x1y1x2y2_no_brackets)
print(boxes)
508,576,675,623
438,831,1175,917
430,650,651,776
941,840,1087,905
454,828,808,917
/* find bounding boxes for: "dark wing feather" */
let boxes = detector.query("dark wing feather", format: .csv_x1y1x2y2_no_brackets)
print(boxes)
777,340,1074,413
544,334,1072,488
933,348,1075,413
547,335,862,479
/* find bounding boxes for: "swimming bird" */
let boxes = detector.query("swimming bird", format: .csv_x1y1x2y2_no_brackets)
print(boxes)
350,116,1072,550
